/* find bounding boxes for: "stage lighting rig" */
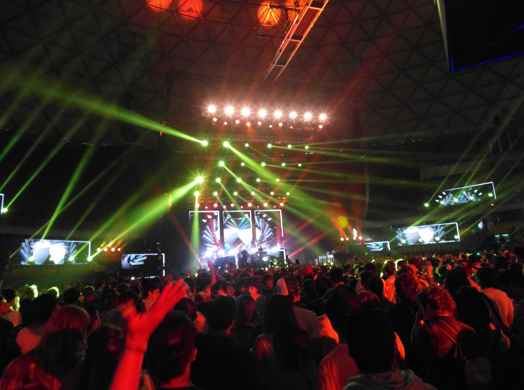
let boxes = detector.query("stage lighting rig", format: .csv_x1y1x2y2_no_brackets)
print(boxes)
203,104,329,131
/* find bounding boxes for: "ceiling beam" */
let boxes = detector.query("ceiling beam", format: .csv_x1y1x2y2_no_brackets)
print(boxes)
263,0,330,84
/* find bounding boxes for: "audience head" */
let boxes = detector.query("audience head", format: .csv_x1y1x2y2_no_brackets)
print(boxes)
63,287,82,305
206,295,236,331
329,267,344,284
118,290,138,306
417,285,456,318
173,297,197,321
235,294,258,329
394,272,418,302
43,304,90,336
146,313,198,386
324,285,358,336
444,268,470,297
454,286,490,331
345,309,395,374
143,283,160,301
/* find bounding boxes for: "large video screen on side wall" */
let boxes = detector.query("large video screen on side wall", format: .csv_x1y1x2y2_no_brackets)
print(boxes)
255,209,283,251
121,253,165,276
428,182,496,207
19,239,91,265
395,222,460,245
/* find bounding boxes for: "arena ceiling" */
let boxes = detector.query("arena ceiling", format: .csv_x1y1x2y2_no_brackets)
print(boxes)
1,0,524,255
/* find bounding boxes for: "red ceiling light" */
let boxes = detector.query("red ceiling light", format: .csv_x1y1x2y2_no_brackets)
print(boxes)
177,0,203,19
257,1,284,28
148,0,172,12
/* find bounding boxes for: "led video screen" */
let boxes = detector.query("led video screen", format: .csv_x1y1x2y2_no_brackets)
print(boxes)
189,211,220,258
19,239,91,265
121,253,165,276
223,211,253,253
437,0,524,71
395,222,460,245
429,182,496,207
255,209,283,251
365,241,391,252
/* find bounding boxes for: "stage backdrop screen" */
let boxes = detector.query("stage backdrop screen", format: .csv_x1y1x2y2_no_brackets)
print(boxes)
255,209,283,251
19,239,91,265
223,211,252,254
395,222,460,245
189,211,220,258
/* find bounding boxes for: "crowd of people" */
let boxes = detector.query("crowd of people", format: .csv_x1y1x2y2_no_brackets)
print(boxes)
0,249,524,390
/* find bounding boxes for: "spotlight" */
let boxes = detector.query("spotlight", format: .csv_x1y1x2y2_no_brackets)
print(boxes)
257,121,262,126
246,122,251,127
305,145,309,149
241,107,250,116
261,162,266,167
258,109,267,118
318,124,323,129
216,178,221,183
241,162,245,166
235,119,240,125
201,140,208,146
278,122,283,127
194,191,200,197
274,110,282,119
267,143,272,148
270,191,274,195
207,105,216,113
111,248,115,252
195,176,204,183
280,202,284,206
289,111,297,119
225,106,234,115
248,203,252,207
263,203,268,207
1,208,7,213
245,143,249,147
256,178,261,182
251,191,255,195
319,113,327,121
298,163,302,167
304,112,312,121
276,178,280,182
96,248,101,252
230,203,235,207
223,121,228,125
286,192,290,195
234,191,238,195
288,144,292,148
236,178,242,182
219,161,225,167
281,163,285,167
195,203,200,208
69,256,75,262
87,256,93,262
213,203,218,207
29,256,35,262
213,191,218,196
223,141,230,148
